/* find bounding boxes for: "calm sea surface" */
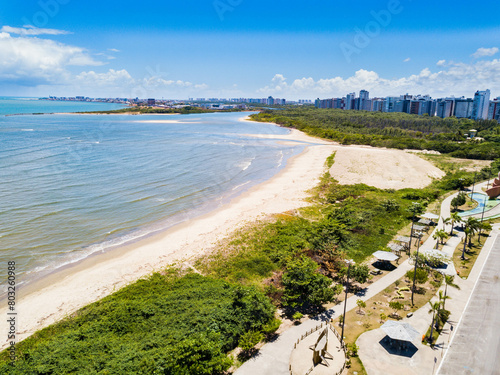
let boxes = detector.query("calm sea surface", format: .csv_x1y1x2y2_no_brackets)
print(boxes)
0,100,304,290
0,97,126,115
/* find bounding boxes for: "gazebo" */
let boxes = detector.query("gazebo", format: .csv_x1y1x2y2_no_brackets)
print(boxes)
396,236,411,251
421,212,439,225
387,242,404,256
381,320,419,350
372,251,400,270
421,212,439,220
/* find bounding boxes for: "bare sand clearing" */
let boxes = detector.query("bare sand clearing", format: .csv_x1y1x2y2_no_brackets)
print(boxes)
329,145,445,189
0,118,445,349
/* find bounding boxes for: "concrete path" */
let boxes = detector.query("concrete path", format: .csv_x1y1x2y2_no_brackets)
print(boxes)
236,195,450,375
236,183,497,375
437,231,500,375
358,195,500,375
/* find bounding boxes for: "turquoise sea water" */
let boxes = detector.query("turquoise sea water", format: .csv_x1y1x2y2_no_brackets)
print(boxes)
0,97,126,115
0,102,306,290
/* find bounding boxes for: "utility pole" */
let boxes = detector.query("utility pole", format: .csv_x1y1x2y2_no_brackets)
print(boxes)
408,213,415,250
479,169,492,244
411,233,422,306
470,172,477,201
341,260,353,346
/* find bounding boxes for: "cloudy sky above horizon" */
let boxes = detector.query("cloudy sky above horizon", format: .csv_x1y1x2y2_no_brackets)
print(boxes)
1,1,500,100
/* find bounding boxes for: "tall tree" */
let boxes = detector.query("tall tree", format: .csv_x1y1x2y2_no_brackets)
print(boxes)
428,301,441,345
443,275,460,309
449,212,462,236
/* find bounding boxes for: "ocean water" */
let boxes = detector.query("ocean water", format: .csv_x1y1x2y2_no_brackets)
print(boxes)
0,108,306,290
0,97,126,115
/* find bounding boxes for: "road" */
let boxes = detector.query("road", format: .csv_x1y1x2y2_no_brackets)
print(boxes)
438,236,500,375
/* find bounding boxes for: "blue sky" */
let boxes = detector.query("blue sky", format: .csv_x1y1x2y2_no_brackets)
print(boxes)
1,0,499,99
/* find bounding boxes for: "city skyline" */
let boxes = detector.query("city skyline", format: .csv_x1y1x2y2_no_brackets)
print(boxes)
1,1,500,99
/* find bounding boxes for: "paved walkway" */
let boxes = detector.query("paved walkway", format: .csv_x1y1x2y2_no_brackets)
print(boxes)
437,232,500,375
358,186,500,375
236,184,497,375
236,195,453,375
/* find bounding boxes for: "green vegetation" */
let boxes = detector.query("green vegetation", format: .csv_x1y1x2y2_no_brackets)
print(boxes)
282,257,336,308
82,105,243,115
251,107,500,159
0,272,275,374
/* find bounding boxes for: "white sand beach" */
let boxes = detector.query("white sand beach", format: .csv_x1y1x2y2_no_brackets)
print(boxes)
0,123,336,350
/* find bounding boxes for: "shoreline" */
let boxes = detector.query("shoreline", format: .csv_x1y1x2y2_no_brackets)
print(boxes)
0,118,336,350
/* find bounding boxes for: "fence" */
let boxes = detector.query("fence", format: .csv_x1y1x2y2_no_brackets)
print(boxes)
289,321,347,375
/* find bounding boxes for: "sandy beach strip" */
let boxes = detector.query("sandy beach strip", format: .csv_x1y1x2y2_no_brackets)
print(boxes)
0,125,337,350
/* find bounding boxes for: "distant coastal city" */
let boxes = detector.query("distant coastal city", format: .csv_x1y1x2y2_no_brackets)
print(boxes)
40,95,312,110
315,89,499,121
41,89,500,122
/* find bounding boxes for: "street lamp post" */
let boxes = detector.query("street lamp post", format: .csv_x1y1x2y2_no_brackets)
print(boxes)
479,170,492,244
408,213,415,250
411,233,422,306
340,260,353,346
470,172,477,201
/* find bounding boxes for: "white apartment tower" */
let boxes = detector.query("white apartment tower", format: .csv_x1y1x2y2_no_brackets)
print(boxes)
472,89,491,120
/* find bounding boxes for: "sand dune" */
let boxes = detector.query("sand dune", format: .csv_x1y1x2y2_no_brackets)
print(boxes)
329,145,445,189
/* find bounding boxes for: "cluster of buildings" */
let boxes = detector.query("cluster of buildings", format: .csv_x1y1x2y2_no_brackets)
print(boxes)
42,96,130,104
41,96,315,109
315,90,500,122
188,97,313,105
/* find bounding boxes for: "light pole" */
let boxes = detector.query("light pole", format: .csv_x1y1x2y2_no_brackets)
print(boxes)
340,259,353,346
470,172,477,201
479,169,492,244
411,233,422,306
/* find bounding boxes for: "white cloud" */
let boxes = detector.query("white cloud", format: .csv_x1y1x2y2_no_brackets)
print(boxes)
52,69,209,98
403,58,411,62
437,59,447,66
108,48,120,53
1,25,71,36
0,32,102,85
259,59,500,98
472,47,499,58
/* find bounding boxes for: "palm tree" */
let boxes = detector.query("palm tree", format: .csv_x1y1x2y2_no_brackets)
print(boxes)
438,290,450,310
444,275,460,309
478,221,492,244
461,227,471,260
442,216,451,231
428,301,441,345
433,229,448,249
465,217,481,247
448,212,462,236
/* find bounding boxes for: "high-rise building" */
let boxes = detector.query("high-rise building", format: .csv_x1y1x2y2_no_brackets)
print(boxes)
345,93,356,110
472,89,491,120
383,97,398,112
454,98,474,118
487,100,499,120
436,99,455,118
357,90,370,111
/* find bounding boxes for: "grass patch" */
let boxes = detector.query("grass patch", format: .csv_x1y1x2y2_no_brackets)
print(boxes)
452,231,490,278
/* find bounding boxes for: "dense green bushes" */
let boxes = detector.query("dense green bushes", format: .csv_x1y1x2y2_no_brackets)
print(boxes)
0,273,275,374
251,107,500,159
